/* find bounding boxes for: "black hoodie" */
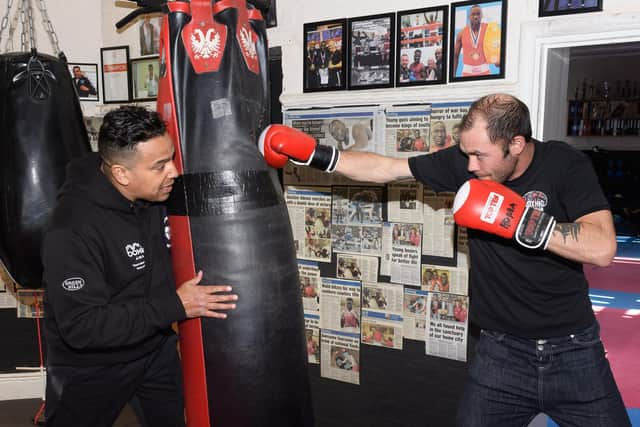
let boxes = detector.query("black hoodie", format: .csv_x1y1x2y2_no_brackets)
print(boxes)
43,153,186,366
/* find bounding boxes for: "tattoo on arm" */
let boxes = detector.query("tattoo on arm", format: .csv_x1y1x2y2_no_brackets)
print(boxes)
555,223,582,244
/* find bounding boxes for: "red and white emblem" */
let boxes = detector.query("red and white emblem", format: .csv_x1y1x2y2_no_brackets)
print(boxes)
237,23,259,74
191,28,222,59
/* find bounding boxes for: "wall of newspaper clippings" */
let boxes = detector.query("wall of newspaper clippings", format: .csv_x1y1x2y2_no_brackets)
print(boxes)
285,102,474,407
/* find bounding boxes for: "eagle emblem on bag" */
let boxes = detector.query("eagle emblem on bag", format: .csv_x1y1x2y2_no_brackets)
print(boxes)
191,28,221,59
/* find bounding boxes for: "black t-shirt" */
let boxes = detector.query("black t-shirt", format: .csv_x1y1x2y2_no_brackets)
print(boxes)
408,140,609,338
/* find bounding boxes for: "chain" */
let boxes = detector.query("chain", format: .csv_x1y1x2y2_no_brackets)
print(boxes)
19,0,28,50
35,0,59,55
26,0,36,51
0,0,15,48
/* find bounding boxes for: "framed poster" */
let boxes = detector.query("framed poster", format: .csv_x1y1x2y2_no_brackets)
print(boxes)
539,0,602,17
139,15,161,56
347,13,395,90
449,0,506,82
396,6,448,87
101,45,131,104
303,18,347,92
130,56,159,102
67,63,99,101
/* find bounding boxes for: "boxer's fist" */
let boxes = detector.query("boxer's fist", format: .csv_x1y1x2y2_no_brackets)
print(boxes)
453,179,556,249
258,124,340,172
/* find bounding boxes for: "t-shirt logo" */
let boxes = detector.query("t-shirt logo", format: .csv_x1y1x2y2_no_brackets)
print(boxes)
62,277,85,291
125,242,146,271
523,190,549,210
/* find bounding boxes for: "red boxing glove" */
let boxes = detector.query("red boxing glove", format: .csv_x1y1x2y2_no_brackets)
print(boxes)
258,124,340,172
453,179,556,249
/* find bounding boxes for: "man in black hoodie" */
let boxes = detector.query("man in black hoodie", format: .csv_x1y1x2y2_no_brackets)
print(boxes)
42,106,238,427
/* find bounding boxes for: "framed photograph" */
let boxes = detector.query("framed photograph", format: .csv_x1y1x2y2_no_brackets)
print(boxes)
101,45,131,104
139,15,161,56
303,19,347,92
130,56,159,102
539,0,602,17
450,0,506,82
396,6,448,87
67,62,99,101
347,13,395,90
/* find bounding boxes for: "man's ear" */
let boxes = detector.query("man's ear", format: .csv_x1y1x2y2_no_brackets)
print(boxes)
110,164,131,186
508,136,526,156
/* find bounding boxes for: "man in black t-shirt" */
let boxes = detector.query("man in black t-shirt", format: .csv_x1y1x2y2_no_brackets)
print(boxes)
260,94,630,427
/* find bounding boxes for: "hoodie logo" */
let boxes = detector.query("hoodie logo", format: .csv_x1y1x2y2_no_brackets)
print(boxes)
125,242,146,271
523,190,549,210
62,277,85,291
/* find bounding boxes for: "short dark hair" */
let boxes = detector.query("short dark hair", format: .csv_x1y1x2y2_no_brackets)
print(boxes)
98,106,166,164
460,94,532,154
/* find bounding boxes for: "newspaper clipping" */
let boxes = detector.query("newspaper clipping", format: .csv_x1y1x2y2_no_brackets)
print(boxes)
426,292,469,361
285,186,332,262
387,182,424,224
429,102,471,153
389,222,423,286
403,287,428,341
421,264,469,296
283,106,386,186
321,329,360,385
305,313,321,365
422,188,455,258
0,261,17,309
16,288,45,318
336,253,379,283
332,186,384,256
457,226,470,269
298,260,321,313
320,277,361,334
385,105,431,158
361,281,404,350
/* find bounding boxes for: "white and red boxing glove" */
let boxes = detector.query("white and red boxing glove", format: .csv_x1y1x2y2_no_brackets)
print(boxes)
258,124,340,172
453,179,556,250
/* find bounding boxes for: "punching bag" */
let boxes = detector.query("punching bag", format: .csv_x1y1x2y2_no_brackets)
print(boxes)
156,1,313,425
0,51,90,288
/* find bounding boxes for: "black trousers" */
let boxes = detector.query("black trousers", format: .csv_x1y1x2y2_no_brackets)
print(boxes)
45,334,185,427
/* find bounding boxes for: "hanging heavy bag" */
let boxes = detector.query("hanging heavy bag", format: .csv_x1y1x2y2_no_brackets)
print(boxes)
0,1,90,289
117,1,314,426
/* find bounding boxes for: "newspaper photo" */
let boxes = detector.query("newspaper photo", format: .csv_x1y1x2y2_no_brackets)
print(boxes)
305,313,321,365
361,281,404,350
283,106,386,186
336,253,379,283
421,265,469,296
422,188,456,258
403,287,428,341
285,186,332,262
389,222,423,286
387,182,424,224
332,186,384,256
426,292,469,361
16,288,45,318
321,329,360,385
298,260,321,313
385,105,431,158
380,222,392,277
429,102,471,153
320,277,361,334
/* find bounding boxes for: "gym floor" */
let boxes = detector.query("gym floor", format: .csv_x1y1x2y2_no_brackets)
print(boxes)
0,398,139,426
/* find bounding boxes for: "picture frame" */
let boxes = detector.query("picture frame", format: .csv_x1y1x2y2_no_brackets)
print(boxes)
303,18,347,93
396,6,448,87
100,45,131,104
539,0,602,17
130,56,160,102
139,15,162,56
449,0,506,83
67,62,99,101
347,13,395,90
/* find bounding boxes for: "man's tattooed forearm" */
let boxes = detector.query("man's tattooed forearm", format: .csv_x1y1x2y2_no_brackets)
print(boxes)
555,223,582,244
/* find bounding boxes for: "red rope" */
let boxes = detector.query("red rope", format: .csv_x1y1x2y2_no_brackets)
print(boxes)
32,300,46,425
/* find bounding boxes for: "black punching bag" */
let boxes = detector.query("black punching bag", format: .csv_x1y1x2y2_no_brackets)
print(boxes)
156,1,313,426
0,51,90,288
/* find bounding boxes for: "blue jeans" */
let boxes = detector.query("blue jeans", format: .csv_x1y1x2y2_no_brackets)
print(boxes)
456,321,631,427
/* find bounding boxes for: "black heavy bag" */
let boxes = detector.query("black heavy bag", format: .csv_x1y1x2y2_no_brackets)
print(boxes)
156,1,313,426
0,51,90,288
